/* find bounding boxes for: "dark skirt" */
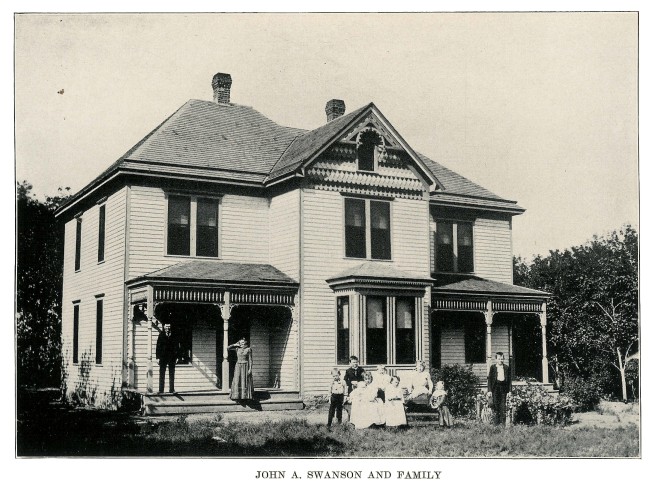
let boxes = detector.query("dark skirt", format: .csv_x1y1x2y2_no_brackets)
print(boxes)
230,362,254,400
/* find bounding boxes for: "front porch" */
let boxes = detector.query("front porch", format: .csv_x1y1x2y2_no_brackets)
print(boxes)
431,274,551,385
124,261,302,414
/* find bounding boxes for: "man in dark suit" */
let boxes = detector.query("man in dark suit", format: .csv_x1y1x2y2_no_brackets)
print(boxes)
156,322,179,393
488,351,511,425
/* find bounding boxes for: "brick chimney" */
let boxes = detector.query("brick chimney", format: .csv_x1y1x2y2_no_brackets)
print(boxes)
212,73,232,104
325,99,345,122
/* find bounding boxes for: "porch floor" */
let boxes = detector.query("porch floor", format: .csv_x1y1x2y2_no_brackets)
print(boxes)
141,388,303,415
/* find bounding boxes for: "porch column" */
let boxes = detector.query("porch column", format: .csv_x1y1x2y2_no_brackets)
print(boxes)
540,303,549,384
219,291,232,393
485,300,493,374
146,285,154,393
291,304,300,390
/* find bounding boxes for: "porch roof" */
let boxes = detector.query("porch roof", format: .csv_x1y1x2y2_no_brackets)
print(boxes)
327,262,433,288
432,274,549,298
127,261,298,288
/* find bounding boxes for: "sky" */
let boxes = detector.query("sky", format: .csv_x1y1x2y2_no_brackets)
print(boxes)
14,12,638,259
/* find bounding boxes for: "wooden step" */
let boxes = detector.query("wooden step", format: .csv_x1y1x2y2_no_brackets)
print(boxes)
145,398,304,415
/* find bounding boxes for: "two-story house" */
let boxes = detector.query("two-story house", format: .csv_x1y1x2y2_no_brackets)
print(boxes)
56,72,549,413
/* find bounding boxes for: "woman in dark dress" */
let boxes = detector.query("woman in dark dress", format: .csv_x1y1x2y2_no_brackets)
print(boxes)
228,338,254,400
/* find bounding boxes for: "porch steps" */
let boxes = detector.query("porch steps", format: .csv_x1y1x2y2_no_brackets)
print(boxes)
142,389,304,415
476,381,559,394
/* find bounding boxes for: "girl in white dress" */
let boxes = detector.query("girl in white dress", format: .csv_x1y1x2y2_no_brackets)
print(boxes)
349,372,385,429
384,375,407,426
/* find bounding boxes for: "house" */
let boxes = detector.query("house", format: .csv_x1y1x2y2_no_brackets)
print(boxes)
56,72,549,413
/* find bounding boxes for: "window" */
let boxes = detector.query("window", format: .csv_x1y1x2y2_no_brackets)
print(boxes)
97,205,106,262
366,296,387,365
395,297,416,364
336,297,350,365
95,299,103,364
175,324,192,364
344,198,391,260
75,218,82,271
196,198,219,257
370,201,391,260
73,304,80,364
345,198,366,258
465,317,486,363
435,221,474,273
167,195,220,257
357,130,382,172
167,196,191,255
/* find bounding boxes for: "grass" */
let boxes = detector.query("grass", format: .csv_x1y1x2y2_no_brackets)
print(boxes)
16,389,639,457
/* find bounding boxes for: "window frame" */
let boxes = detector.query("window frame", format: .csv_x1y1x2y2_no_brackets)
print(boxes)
165,193,221,258
335,296,351,365
74,217,82,272
72,302,80,364
343,197,393,261
95,297,103,365
434,219,475,274
97,204,106,263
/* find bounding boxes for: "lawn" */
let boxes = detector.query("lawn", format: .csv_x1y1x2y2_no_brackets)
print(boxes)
16,389,639,457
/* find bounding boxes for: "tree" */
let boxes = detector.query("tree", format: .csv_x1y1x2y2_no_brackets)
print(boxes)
16,181,71,387
514,226,638,401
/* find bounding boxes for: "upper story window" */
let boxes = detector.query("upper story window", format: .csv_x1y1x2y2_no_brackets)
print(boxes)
435,221,473,273
167,195,219,257
344,197,391,260
97,204,106,262
356,129,383,172
74,218,82,271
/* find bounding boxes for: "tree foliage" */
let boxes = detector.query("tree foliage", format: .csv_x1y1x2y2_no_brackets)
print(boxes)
17,181,71,387
514,226,638,400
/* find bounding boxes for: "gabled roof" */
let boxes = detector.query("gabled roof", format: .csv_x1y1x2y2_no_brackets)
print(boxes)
267,104,371,181
127,260,297,287
57,98,522,216
432,274,549,298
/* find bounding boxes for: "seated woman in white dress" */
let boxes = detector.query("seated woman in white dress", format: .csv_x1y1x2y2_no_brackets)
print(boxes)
384,375,407,427
371,364,391,400
349,371,385,429
406,361,433,400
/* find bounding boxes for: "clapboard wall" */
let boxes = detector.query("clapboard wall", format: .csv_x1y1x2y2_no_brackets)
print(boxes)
61,187,127,408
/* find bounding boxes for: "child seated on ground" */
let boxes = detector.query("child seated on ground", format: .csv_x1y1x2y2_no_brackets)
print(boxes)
429,380,453,427
480,391,493,424
384,375,407,427
327,368,346,427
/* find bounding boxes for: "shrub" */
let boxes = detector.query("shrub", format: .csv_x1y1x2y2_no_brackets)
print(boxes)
431,365,480,417
509,379,574,426
560,375,602,412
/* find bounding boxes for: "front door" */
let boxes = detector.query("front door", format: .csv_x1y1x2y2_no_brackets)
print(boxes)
512,315,541,380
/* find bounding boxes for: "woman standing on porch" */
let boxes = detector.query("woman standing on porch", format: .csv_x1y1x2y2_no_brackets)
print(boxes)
228,338,254,400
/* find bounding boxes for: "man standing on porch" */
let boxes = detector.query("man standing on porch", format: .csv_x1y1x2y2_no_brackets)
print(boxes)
488,352,511,426
156,322,179,394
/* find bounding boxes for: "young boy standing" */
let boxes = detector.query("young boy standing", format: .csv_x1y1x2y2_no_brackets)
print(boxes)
327,368,346,427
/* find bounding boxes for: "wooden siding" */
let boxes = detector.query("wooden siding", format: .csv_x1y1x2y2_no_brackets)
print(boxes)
127,186,270,280
269,190,300,280
429,212,513,284
435,312,510,382
250,323,270,387
300,188,431,397
61,187,127,408
473,217,513,284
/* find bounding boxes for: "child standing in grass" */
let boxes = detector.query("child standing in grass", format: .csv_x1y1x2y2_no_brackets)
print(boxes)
384,375,407,427
429,381,453,427
327,368,346,427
